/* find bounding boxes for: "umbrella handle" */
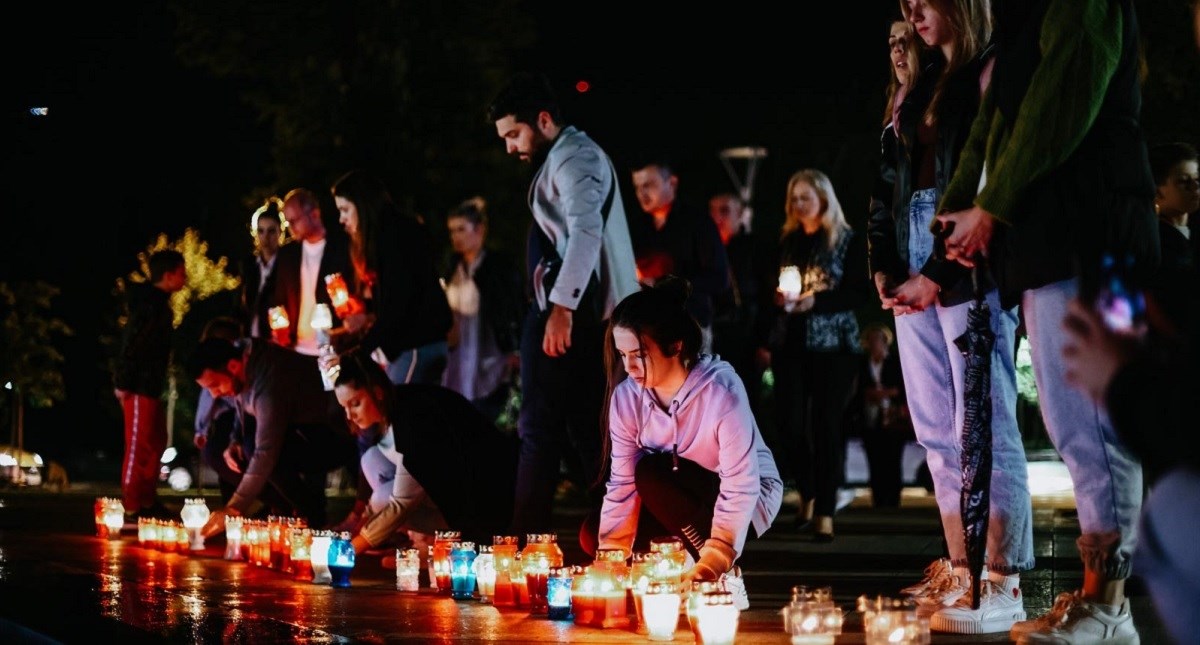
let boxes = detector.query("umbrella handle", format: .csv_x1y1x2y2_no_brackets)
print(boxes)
970,255,989,302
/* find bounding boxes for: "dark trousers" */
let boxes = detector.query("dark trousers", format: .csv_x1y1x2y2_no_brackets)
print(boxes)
223,422,351,527
772,351,858,516
860,423,907,508
511,305,606,534
580,453,728,559
201,406,240,505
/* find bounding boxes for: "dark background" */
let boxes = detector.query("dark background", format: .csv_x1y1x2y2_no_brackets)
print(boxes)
3,0,1198,480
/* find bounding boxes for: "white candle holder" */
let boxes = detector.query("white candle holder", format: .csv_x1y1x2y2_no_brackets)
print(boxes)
180,498,210,551
642,582,682,641
778,265,803,311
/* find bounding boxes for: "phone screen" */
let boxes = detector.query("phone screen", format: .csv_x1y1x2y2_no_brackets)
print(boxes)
1093,253,1145,334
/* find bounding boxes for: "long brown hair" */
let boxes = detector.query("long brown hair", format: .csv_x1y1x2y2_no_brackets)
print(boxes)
899,0,991,124
596,277,701,487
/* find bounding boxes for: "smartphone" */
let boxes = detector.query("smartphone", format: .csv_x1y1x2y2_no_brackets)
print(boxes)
1093,253,1146,334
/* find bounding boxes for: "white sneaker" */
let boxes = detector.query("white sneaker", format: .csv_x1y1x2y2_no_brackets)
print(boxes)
901,559,971,618
930,578,1027,634
1013,591,1139,644
721,566,750,611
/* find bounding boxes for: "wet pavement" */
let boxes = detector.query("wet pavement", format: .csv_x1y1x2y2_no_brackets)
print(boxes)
0,482,1171,644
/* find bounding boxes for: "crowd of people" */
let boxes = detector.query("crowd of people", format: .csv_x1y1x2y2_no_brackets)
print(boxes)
111,0,1198,642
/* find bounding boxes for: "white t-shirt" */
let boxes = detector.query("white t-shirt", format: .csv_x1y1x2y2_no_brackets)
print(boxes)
294,238,327,356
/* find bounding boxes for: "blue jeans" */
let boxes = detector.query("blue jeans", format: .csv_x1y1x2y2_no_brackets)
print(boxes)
385,340,449,386
1134,468,1200,643
1022,278,1141,578
894,187,1033,573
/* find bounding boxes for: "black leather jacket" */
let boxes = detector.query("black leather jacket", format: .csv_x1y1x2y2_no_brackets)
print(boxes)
868,48,994,307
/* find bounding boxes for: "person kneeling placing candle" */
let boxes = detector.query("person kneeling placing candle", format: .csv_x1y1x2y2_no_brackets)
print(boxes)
580,277,784,610
331,350,518,560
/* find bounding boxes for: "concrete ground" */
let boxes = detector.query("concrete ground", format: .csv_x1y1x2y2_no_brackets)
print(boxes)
0,479,1171,644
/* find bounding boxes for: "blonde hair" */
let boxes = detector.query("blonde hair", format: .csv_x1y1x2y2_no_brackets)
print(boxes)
899,0,992,124
780,169,850,250
883,21,921,126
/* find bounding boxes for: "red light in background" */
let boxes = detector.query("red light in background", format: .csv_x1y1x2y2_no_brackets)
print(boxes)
575,80,590,93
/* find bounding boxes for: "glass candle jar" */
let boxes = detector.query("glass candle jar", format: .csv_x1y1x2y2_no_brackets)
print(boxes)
102,499,125,539
859,595,929,645
521,533,564,614
449,541,478,600
310,530,334,584
511,553,529,607
649,536,688,586
547,566,576,621
687,580,723,639
695,591,739,645
94,497,112,538
224,516,244,560
784,585,842,644
291,528,313,580
573,562,628,629
630,551,664,634
432,530,461,593
474,546,495,602
491,536,519,607
180,498,210,551
328,531,355,588
396,548,421,591
642,582,682,641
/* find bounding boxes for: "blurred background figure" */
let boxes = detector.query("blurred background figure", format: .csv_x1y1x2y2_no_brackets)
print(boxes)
441,196,525,423
239,196,286,339
628,156,729,353
709,192,765,416
1146,141,1198,342
755,169,870,542
846,323,911,509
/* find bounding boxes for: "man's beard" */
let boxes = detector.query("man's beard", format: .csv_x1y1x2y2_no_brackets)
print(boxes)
528,131,552,167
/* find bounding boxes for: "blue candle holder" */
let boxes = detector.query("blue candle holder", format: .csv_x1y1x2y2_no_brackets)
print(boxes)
450,541,478,600
547,566,575,621
328,531,355,588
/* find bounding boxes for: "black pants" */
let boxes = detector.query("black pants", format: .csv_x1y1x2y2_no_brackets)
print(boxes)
511,304,606,534
860,423,907,508
223,422,352,527
772,351,858,516
580,453,729,560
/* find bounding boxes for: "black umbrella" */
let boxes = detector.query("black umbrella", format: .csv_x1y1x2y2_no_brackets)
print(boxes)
953,261,993,609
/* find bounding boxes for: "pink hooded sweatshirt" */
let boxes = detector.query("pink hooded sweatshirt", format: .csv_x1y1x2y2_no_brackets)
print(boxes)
598,355,783,560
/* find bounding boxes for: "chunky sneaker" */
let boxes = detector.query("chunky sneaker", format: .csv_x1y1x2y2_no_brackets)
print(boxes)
721,566,750,611
901,558,955,597
902,559,972,618
930,577,1026,634
1013,591,1139,644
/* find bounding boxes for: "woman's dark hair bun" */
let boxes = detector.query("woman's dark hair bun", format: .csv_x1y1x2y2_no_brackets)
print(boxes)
653,275,692,308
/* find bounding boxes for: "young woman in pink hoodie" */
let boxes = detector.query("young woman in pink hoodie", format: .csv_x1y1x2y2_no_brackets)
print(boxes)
580,277,783,608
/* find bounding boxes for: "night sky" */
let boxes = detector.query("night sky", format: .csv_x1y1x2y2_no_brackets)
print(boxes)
4,1,902,473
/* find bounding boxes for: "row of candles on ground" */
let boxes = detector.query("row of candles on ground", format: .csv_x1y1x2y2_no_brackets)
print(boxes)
94,498,359,588
781,586,931,645
96,498,928,644
403,532,740,643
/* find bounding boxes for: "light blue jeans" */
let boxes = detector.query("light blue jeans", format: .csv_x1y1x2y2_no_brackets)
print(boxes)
1022,278,1141,578
893,188,1033,573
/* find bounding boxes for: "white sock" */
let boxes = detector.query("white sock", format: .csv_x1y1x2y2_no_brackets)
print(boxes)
988,570,1020,592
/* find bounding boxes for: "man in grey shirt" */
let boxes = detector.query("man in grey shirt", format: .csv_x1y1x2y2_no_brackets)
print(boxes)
488,72,638,533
